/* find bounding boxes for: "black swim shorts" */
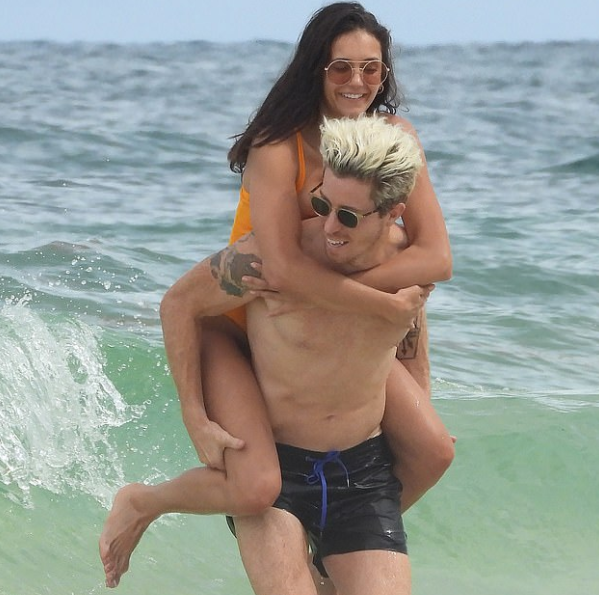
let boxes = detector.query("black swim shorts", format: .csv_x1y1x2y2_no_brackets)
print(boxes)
273,434,407,576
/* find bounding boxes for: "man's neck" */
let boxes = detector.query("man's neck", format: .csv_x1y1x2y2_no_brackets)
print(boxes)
331,243,389,276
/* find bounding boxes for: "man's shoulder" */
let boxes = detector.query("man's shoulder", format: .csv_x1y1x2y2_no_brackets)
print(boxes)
231,231,259,254
219,232,261,271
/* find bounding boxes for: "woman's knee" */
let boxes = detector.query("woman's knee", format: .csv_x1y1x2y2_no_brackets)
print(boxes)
433,434,455,476
229,466,282,516
412,425,455,478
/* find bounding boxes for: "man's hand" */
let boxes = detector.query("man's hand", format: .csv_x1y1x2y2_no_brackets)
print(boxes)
185,418,245,471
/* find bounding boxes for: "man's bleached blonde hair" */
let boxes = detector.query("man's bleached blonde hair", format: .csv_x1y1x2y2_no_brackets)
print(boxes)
320,115,423,214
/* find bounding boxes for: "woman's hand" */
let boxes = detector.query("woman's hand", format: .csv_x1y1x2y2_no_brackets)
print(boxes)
241,262,279,296
242,262,309,316
243,260,323,317
390,284,435,329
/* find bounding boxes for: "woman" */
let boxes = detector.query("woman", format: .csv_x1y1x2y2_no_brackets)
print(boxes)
100,3,454,588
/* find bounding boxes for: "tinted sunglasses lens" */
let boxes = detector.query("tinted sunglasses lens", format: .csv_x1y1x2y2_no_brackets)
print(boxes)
337,209,359,228
363,61,386,85
326,60,352,84
311,195,360,228
311,195,331,217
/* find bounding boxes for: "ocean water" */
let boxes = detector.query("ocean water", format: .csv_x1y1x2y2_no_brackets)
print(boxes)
1,38,598,595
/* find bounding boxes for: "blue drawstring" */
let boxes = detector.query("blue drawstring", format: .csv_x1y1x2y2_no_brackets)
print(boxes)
306,450,350,531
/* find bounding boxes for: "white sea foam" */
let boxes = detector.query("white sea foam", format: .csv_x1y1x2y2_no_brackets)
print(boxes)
0,298,141,508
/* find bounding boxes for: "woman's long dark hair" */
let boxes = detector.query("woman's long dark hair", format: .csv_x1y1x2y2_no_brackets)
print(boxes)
228,2,402,173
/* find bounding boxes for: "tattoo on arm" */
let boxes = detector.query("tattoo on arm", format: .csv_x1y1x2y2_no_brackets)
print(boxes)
209,237,262,298
396,311,421,360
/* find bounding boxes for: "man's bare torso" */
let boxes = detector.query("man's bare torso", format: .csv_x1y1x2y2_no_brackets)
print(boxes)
246,219,408,451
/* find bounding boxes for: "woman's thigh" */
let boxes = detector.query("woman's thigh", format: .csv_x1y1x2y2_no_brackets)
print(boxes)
201,316,281,507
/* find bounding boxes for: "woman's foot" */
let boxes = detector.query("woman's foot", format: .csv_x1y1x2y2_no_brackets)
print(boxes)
99,483,156,587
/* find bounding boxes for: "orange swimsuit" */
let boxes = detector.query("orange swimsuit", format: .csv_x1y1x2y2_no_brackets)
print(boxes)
225,132,307,329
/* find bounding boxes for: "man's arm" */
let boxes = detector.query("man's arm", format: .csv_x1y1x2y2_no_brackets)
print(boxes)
160,233,260,469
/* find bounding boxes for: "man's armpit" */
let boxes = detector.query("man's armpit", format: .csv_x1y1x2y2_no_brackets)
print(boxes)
396,311,421,360
209,242,262,298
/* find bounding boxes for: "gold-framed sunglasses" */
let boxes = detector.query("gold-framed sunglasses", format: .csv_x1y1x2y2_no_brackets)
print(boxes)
324,59,389,86
310,182,379,228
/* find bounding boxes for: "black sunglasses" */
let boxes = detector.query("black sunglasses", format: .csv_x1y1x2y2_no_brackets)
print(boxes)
309,183,379,229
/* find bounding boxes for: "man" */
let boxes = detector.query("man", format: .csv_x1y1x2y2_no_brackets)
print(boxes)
186,115,429,595
101,115,439,593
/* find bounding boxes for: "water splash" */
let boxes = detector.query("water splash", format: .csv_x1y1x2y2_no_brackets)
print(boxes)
0,297,142,508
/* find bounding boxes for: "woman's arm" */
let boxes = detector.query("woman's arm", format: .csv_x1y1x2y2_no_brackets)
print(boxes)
245,122,451,311
245,139,412,324
354,117,452,292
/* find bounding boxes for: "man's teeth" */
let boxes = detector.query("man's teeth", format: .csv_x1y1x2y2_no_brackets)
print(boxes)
328,239,347,246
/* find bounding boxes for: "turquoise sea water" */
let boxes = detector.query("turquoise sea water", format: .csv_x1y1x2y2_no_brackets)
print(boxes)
1,39,598,594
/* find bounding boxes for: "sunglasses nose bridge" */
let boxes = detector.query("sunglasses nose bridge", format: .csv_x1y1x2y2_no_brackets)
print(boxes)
323,208,344,233
314,199,343,231
347,65,365,84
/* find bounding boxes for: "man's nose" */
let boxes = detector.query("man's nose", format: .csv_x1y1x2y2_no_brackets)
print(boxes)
323,210,342,234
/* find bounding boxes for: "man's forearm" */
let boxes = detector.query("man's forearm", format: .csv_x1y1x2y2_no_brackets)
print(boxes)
160,286,209,424
159,243,258,428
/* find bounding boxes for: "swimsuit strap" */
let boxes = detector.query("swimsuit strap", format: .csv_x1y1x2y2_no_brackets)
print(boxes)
306,450,350,531
295,131,306,193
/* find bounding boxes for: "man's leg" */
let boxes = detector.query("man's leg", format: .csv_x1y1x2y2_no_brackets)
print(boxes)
310,565,337,595
324,550,411,595
235,509,318,595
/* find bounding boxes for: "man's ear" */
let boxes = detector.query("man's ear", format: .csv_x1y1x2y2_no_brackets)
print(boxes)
388,201,406,221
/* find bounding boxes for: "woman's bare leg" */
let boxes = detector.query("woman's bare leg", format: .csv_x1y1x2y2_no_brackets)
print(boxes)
398,310,431,397
99,316,281,587
383,311,454,512
200,317,281,512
